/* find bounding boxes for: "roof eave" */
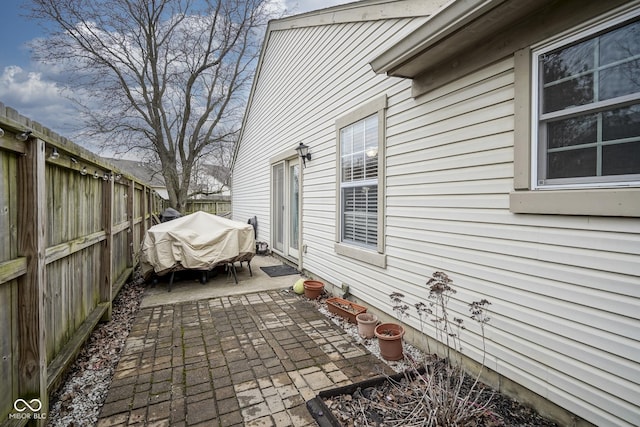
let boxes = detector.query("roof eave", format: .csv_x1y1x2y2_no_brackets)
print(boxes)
371,0,558,78
371,0,504,76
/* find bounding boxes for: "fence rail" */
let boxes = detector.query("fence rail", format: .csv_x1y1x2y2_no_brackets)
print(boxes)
0,104,165,425
183,198,231,217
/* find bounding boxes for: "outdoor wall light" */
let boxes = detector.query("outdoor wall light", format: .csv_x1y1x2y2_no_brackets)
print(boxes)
50,147,60,160
103,173,109,181
295,142,311,168
93,170,99,179
80,166,87,175
0,127,4,138
15,131,32,141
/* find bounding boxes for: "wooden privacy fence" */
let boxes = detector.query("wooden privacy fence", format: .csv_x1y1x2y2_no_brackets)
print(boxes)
183,197,231,217
0,105,164,425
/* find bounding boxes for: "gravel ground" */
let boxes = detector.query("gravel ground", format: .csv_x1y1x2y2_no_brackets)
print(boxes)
46,277,145,427
47,283,556,426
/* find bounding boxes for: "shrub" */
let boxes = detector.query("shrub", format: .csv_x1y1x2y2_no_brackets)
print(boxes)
382,271,495,426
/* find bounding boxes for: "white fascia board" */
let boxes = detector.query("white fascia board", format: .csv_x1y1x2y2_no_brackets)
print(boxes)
269,0,442,31
370,0,506,76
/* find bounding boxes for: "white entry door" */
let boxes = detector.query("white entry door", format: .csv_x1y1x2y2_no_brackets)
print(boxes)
272,159,300,260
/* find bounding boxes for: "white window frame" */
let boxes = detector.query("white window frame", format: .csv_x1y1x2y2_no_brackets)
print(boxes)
531,9,640,190
340,115,379,249
510,3,640,217
334,95,386,268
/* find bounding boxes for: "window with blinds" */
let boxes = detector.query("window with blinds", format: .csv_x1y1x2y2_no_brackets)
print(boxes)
340,114,378,247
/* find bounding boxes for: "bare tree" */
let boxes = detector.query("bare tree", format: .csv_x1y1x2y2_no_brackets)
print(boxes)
27,0,278,209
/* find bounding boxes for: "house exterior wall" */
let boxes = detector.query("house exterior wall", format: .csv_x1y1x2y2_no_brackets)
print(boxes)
232,2,640,426
232,2,435,245
383,57,639,427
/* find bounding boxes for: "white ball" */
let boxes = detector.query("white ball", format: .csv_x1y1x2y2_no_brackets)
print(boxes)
293,278,305,294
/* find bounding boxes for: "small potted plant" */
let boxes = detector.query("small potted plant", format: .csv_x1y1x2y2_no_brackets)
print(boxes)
303,280,324,300
326,297,367,323
374,292,408,361
356,312,378,338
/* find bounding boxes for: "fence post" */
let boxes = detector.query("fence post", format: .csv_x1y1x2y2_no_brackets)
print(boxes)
17,136,48,424
146,187,151,229
127,179,134,268
141,185,148,246
101,171,114,320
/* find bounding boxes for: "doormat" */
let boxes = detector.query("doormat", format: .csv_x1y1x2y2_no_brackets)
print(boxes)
260,264,299,277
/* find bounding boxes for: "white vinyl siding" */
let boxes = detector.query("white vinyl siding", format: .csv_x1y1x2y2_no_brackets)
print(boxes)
383,57,639,427
233,13,422,261
232,3,640,427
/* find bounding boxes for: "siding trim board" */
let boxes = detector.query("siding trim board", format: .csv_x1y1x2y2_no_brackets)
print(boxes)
232,1,640,426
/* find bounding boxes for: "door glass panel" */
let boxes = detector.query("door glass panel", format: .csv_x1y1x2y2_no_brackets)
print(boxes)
272,163,284,251
289,163,299,251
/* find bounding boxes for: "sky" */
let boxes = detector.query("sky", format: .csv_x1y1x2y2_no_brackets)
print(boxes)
0,0,352,152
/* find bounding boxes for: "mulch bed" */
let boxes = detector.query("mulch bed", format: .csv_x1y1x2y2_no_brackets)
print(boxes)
309,293,559,427
318,366,558,426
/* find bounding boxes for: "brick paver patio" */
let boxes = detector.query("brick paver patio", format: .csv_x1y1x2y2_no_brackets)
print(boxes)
97,290,394,426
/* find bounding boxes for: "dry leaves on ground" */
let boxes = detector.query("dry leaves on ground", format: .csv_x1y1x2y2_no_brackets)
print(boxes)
46,277,145,426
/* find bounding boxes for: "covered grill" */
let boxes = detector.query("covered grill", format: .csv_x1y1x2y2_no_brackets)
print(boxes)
141,211,255,290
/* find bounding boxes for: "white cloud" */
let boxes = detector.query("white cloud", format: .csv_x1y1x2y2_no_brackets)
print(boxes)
0,65,78,136
0,0,354,148
265,0,287,15
1,66,61,103
285,0,352,15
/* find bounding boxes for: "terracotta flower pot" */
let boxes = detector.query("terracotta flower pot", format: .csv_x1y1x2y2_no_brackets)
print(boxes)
356,312,378,338
303,280,324,300
326,297,367,323
374,322,405,361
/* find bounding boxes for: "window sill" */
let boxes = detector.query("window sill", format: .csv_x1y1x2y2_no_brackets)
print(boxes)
509,188,640,216
334,243,387,268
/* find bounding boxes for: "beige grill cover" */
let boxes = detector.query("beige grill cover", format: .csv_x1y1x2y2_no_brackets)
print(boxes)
141,211,255,276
